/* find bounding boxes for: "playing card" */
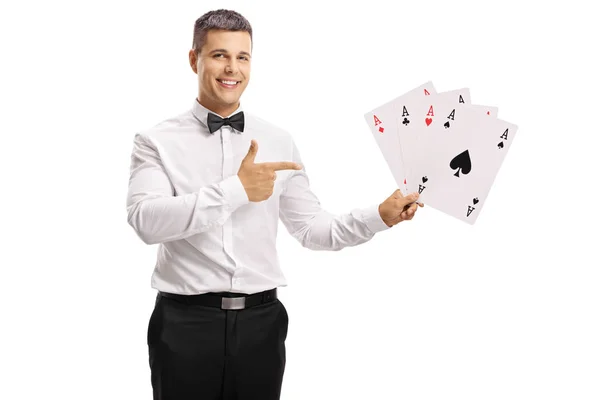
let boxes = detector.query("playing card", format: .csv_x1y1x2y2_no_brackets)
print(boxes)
437,88,498,118
438,88,471,105
364,81,436,194
396,89,471,191
467,104,499,118
407,96,518,224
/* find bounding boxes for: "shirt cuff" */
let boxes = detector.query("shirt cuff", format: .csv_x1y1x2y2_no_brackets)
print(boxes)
219,175,250,210
360,204,392,234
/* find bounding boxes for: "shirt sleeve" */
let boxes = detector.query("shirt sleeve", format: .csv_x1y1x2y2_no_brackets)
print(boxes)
278,139,391,251
126,133,249,245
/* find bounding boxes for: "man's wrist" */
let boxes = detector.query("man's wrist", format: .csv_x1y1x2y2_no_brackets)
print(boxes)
378,203,393,228
219,174,250,209
357,203,392,233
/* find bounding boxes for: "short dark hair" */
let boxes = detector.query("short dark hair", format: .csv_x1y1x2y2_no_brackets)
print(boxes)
192,9,253,55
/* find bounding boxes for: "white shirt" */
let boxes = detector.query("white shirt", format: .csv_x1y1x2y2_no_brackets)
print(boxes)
126,99,391,295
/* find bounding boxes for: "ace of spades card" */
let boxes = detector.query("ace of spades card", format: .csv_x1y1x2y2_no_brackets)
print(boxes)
408,97,519,224
363,81,436,195
396,89,471,191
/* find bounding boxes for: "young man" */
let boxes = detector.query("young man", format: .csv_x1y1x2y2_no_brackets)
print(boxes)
126,8,422,400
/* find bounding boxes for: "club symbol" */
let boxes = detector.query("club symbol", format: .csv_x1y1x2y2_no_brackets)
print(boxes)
497,141,504,149
402,117,410,126
422,176,428,183
444,121,450,129
473,197,479,205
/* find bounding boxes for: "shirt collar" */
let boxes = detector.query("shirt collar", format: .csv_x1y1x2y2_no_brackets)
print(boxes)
192,98,244,134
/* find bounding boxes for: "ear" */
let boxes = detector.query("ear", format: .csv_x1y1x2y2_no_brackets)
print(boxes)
188,49,198,74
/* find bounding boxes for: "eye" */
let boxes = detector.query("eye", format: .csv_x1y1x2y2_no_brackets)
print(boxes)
239,56,249,61
213,53,225,58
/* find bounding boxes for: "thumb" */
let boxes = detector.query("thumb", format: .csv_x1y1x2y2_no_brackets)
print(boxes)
242,139,258,164
399,191,419,207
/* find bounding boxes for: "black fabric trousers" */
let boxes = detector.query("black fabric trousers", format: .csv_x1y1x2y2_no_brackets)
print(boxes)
147,291,289,400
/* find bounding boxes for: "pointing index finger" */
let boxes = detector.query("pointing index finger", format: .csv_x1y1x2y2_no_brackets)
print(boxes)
261,161,303,171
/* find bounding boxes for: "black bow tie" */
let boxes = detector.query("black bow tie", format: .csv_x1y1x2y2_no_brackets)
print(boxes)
207,111,245,134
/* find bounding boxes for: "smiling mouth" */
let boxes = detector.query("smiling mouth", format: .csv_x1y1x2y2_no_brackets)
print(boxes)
217,79,241,88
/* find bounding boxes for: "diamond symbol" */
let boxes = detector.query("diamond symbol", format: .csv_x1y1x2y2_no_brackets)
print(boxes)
379,127,384,133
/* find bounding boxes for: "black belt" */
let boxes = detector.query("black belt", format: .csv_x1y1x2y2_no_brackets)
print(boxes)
159,288,277,310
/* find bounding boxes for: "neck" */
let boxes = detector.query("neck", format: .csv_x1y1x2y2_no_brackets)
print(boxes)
197,96,239,117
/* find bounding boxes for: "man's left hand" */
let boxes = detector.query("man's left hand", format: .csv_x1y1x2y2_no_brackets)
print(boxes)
378,189,424,227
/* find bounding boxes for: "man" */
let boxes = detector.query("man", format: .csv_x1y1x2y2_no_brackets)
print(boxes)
126,9,422,400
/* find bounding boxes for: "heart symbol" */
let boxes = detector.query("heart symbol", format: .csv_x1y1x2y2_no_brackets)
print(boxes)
425,118,432,126
422,176,428,183
473,197,479,204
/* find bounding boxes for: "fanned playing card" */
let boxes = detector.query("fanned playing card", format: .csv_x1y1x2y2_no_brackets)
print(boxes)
438,88,471,105
396,89,471,191
407,95,518,224
467,104,499,118
364,81,436,194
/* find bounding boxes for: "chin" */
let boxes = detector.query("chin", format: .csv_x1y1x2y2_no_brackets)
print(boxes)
218,94,242,106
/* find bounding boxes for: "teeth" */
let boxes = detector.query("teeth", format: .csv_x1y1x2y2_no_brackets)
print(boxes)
220,80,238,85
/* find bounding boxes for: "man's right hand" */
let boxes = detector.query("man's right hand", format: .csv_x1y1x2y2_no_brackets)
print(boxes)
237,139,303,202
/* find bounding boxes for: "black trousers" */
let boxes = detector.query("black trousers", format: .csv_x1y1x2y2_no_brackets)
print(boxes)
147,290,289,400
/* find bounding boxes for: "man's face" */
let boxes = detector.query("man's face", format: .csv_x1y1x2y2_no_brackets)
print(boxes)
189,29,251,116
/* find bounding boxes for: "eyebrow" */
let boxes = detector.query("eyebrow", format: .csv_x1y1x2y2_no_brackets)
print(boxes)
209,49,251,57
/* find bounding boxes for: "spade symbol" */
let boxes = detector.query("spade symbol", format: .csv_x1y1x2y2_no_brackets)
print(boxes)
497,141,504,149
449,150,472,177
402,117,410,126
444,121,450,129
422,176,428,183
473,197,479,205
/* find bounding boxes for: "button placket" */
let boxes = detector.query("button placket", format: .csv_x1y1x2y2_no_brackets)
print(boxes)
222,126,237,269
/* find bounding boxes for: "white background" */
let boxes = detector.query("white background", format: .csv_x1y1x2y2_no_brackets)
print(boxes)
2,0,599,399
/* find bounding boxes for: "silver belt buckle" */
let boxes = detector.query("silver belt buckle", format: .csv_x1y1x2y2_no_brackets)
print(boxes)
221,296,246,310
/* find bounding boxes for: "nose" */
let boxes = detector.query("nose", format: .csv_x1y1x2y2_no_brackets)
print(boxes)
225,58,238,74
